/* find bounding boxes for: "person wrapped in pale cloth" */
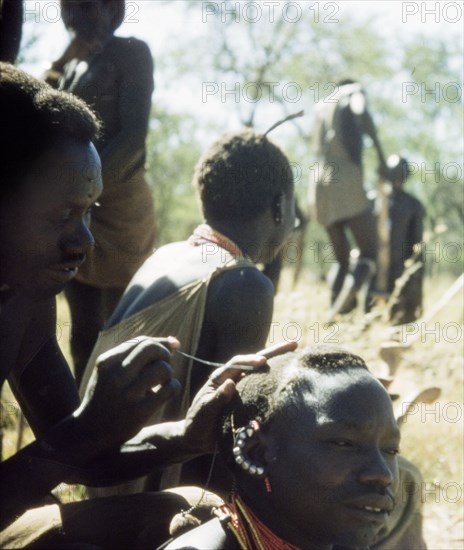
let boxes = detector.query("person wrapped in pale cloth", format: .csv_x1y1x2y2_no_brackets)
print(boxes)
80,128,297,494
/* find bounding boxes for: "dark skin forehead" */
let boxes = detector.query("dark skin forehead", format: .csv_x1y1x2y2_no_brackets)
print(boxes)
14,139,103,209
273,368,400,442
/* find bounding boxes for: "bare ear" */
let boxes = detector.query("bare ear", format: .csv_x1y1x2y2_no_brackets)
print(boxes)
271,193,284,224
232,421,271,478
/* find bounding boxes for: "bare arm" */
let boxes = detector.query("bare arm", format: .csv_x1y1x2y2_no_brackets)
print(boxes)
350,91,388,174
1,322,274,527
197,267,274,364
0,335,181,527
361,109,387,171
99,38,154,183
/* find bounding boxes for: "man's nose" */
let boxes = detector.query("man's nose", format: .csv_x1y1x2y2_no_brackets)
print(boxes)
359,451,396,489
61,220,95,254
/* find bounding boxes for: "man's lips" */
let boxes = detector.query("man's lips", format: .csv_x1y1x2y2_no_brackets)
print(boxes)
55,259,85,270
343,494,395,518
47,259,85,280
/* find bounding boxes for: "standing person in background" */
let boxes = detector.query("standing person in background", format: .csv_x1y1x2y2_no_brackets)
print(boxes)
369,155,425,324
45,0,156,386
308,79,388,315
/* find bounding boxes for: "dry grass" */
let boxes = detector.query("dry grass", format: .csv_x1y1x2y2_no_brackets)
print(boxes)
2,271,463,548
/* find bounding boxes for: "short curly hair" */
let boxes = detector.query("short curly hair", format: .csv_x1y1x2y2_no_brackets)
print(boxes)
61,0,126,33
0,62,101,198
193,128,294,223
219,345,369,473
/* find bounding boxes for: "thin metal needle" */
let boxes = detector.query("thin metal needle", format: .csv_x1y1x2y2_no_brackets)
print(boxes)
176,350,263,372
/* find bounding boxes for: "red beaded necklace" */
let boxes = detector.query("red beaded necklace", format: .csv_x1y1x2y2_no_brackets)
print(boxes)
217,493,301,550
188,224,249,259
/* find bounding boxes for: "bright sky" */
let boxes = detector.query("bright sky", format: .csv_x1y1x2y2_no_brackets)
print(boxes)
20,0,463,137
21,1,462,61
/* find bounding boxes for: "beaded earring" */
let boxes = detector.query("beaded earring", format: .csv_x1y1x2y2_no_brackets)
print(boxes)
232,420,265,477
264,476,272,493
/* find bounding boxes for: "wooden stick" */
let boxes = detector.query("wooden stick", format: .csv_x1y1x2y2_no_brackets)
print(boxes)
376,177,390,295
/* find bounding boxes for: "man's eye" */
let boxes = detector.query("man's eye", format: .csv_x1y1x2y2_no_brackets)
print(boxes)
384,448,400,456
330,439,353,447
